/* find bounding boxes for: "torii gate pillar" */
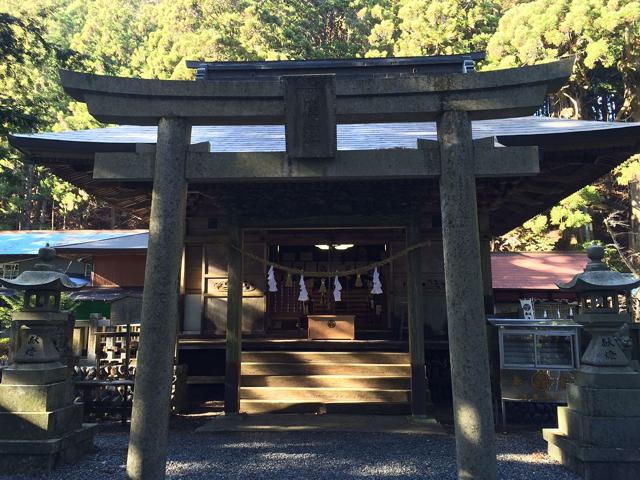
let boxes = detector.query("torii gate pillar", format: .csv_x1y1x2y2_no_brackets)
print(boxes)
437,110,498,480
126,117,190,480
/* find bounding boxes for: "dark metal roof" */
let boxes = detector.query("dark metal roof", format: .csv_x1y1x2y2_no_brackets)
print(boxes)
186,53,485,80
55,232,148,252
8,117,640,236
69,288,142,302
10,117,640,154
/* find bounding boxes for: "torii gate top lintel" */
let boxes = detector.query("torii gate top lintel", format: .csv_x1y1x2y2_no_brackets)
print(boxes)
59,56,573,126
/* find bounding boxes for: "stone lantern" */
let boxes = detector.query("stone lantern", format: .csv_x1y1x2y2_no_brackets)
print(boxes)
0,245,95,474
544,244,640,479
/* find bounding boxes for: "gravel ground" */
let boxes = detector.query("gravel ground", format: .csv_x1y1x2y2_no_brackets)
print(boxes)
0,425,580,480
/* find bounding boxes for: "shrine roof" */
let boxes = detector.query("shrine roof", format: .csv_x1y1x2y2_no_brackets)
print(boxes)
8,116,640,236
186,52,485,79
491,251,588,291
55,231,148,252
10,116,640,154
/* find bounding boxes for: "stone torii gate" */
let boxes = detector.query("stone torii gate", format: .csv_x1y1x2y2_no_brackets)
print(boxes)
58,57,573,480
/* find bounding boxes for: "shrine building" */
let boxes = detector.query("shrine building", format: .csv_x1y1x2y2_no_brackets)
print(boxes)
9,53,640,479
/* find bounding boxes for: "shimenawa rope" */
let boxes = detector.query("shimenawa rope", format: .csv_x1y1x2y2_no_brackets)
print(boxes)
232,240,431,277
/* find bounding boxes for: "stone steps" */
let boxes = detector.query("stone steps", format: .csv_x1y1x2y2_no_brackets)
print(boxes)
241,362,410,376
241,374,410,389
240,400,412,415
242,351,410,364
241,386,411,402
239,350,411,414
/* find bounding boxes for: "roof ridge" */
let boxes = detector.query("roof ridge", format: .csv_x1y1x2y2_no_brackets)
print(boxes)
54,231,149,248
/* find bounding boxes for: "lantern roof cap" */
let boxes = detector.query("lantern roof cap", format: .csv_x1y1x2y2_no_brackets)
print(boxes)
0,245,83,292
557,244,640,293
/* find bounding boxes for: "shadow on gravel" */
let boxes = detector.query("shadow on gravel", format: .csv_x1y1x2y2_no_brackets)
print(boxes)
0,426,580,480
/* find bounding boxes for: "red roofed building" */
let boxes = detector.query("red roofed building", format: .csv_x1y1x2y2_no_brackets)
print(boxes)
491,252,588,315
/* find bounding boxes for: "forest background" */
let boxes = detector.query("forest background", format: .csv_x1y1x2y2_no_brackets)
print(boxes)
1,0,639,253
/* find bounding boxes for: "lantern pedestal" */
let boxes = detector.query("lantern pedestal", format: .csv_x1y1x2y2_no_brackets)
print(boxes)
543,379,640,480
0,312,97,475
0,246,96,474
543,245,640,479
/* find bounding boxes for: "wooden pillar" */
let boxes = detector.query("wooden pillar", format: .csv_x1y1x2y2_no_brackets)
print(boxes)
630,174,640,268
126,117,190,480
437,110,497,480
407,219,428,416
478,211,495,315
224,221,243,414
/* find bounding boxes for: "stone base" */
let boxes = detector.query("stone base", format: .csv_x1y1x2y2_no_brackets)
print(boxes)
544,380,640,480
544,429,640,480
567,383,640,416
575,368,640,389
0,423,96,474
0,379,73,411
0,403,83,440
1,363,67,385
556,405,640,446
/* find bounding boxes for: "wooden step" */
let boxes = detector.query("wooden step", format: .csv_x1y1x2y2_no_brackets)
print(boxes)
240,386,410,402
241,362,410,376
241,374,410,389
242,351,410,364
238,349,412,415
240,400,412,415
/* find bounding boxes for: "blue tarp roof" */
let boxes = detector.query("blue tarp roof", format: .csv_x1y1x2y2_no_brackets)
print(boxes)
0,230,148,255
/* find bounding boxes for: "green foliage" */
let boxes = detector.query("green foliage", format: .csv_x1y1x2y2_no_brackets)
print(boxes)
494,215,559,252
0,338,8,363
360,0,503,58
0,0,638,253
0,292,79,329
498,186,603,251
487,0,640,120
0,294,21,329
614,154,640,186
550,186,602,230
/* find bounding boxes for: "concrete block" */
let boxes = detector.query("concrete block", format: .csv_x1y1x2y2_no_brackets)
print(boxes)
544,429,640,480
0,380,73,412
567,383,640,416
558,407,640,446
574,369,640,389
0,424,96,474
0,403,83,440
284,74,336,159
1,364,67,385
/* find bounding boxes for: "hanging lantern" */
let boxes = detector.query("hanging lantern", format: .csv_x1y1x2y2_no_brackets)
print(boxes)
371,267,383,295
267,266,278,292
298,275,309,302
355,273,363,288
285,272,293,288
333,276,342,302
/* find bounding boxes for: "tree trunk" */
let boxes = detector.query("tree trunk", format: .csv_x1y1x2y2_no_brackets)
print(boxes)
38,196,48,230
22,163,34,230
